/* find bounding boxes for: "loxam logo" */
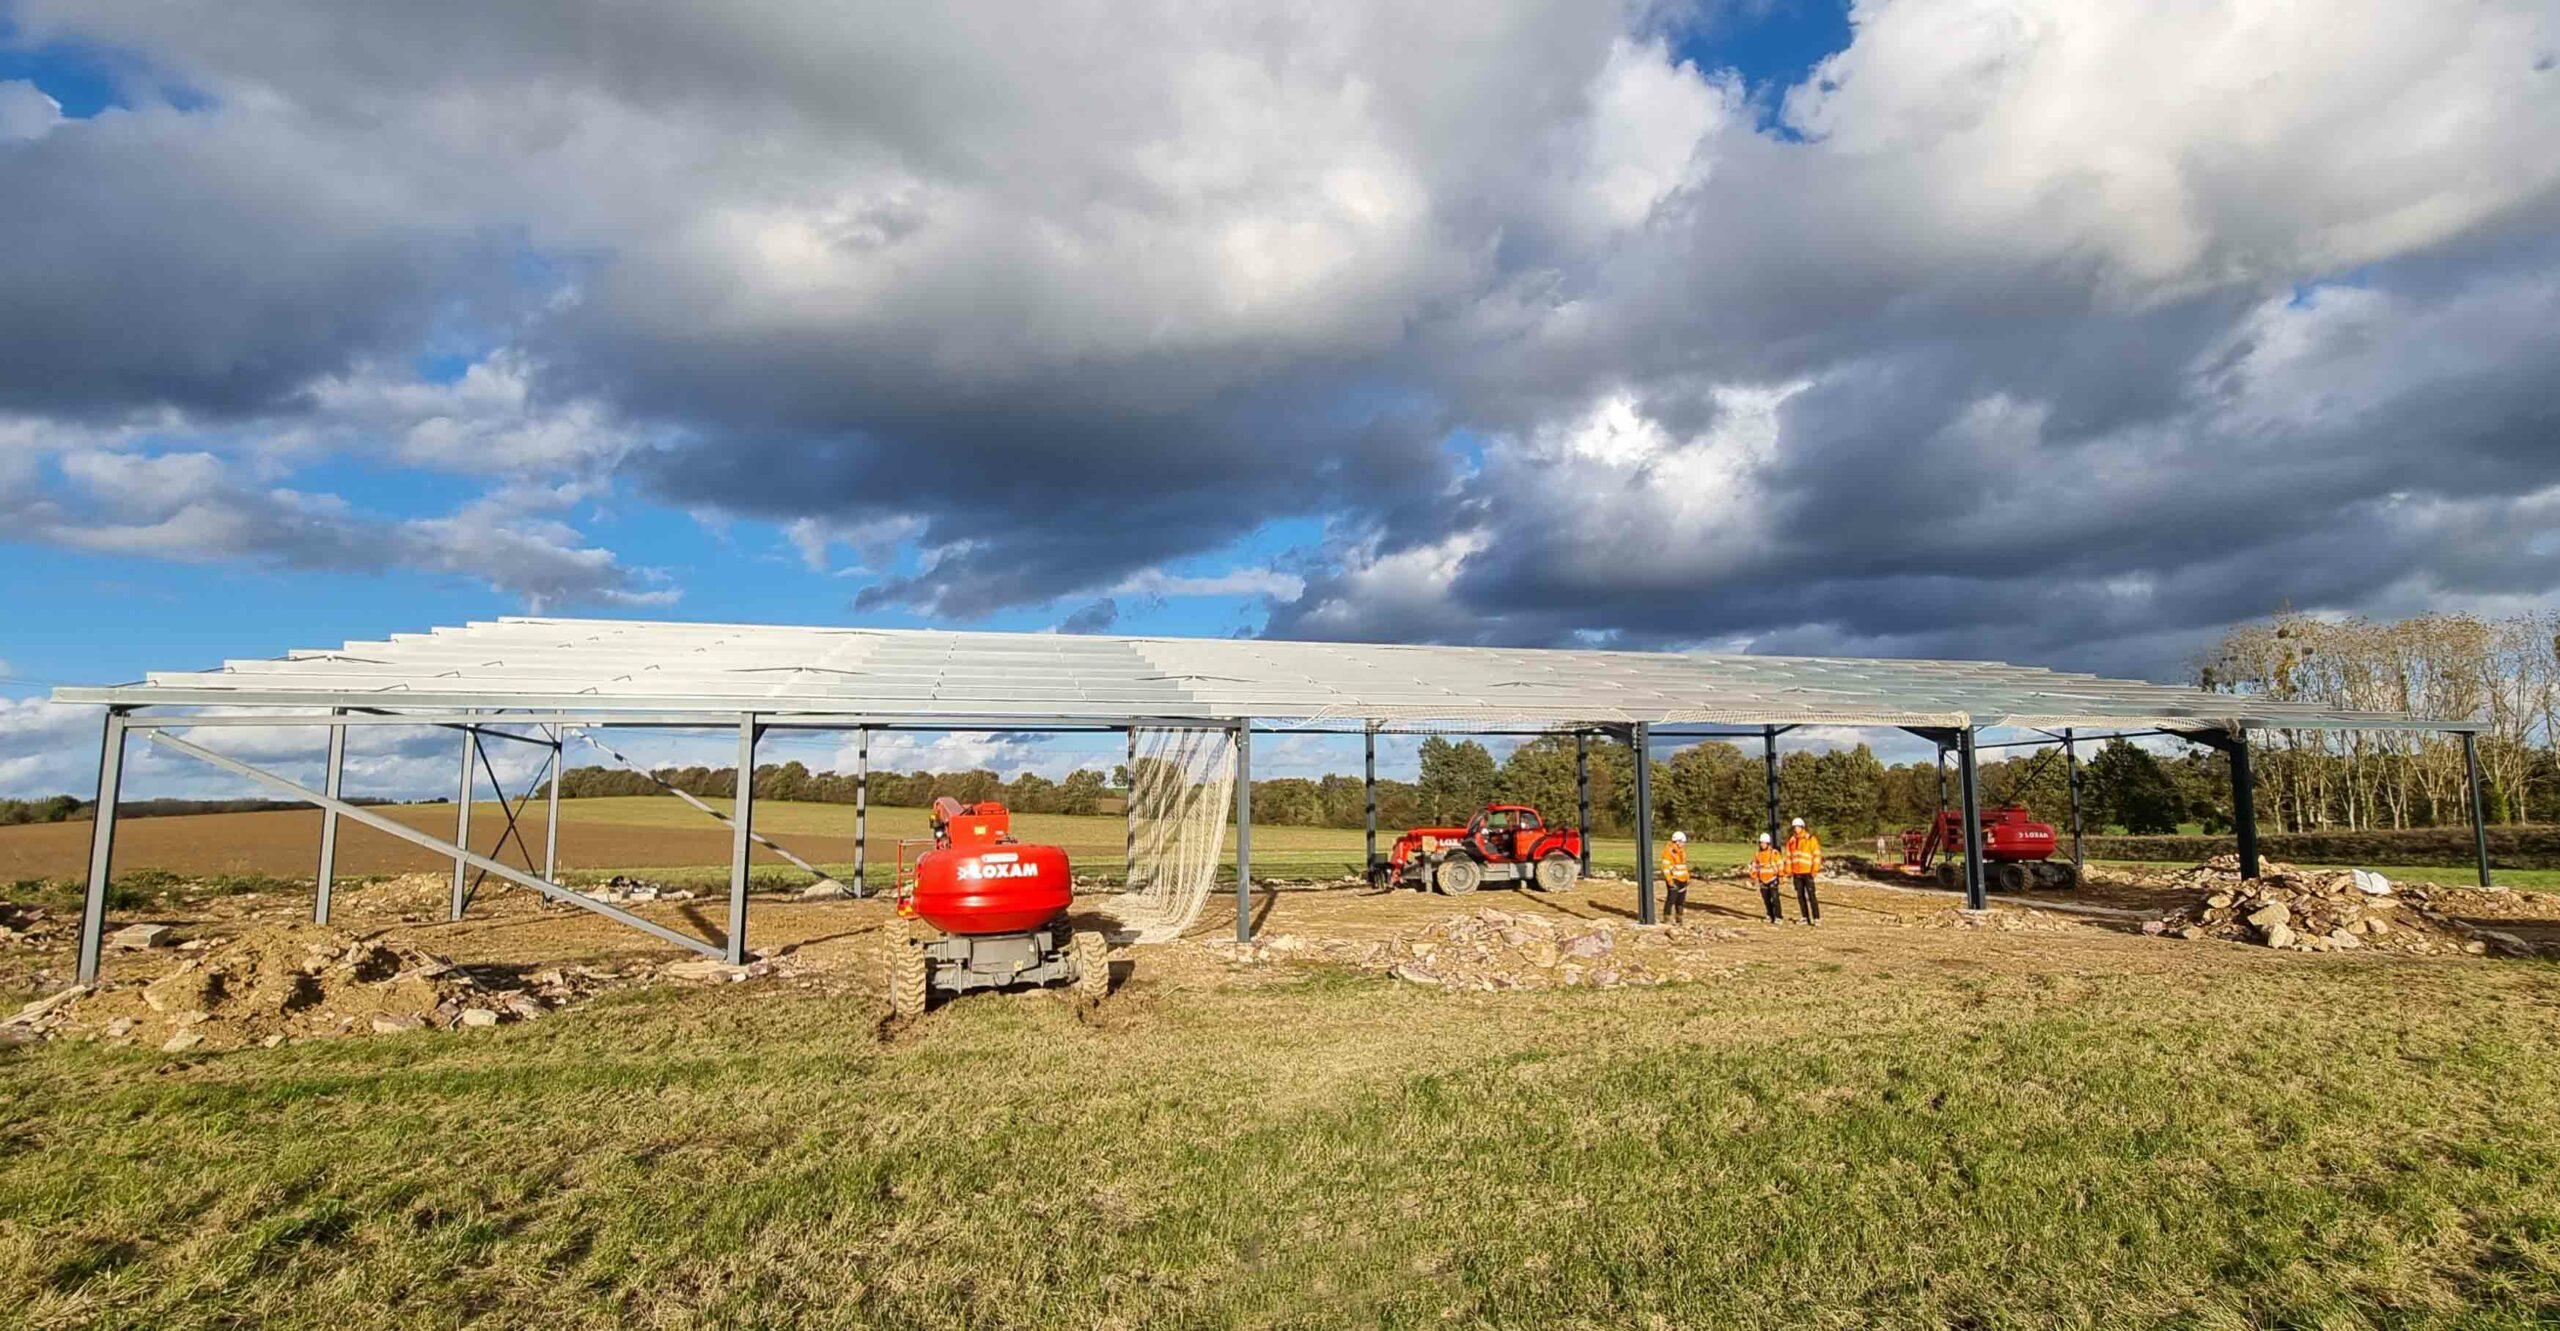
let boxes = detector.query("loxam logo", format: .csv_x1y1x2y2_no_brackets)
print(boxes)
956,854,1042,881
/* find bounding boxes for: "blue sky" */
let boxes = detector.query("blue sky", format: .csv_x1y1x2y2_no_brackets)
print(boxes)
0,2,1860,698
5,0,2556,799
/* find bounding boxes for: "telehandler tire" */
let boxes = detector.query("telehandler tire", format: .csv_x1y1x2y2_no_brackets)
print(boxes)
1533,853,1580,893
1434,856,1484,895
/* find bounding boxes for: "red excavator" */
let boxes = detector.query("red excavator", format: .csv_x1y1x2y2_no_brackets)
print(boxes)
883,797,1107,1016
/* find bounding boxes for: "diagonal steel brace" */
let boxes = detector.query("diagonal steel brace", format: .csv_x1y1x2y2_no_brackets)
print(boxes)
143,730,725,959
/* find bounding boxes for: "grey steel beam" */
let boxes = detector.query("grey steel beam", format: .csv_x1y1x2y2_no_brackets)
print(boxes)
2063,727,2084,881
1234,724,1253,944
1634,723,1656,926
854,726,870,896
74,709,130,987
141,730,724,957
1364,723,1379,873
1762,725,1782,845
1575,730,1591,876
728,716,758,964
544,724,562,883
2464,730,2492,888
1957,728,1987,911
450,728,477,921
316,710,345,924
106,703,1236,730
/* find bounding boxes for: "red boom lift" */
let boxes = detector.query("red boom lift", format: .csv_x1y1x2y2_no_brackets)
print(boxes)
882,797,1106,1016
1899,743,2080,891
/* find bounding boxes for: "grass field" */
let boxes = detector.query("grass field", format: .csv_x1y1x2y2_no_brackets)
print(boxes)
6,881,2560,1328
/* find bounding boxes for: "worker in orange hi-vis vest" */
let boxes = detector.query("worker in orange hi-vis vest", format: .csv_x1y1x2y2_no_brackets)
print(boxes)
1784,817,1824,925
1747,832,1787,924
1660,831,1694,925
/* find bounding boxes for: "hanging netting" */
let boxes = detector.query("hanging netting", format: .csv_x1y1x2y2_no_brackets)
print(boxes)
1100,726,1236,943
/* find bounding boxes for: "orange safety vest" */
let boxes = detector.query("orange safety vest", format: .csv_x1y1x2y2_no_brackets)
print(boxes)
1748,847,1786,885
1660,843,1693,885
1785,830,1821,876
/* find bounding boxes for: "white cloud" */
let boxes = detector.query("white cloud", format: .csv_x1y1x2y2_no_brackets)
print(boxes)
0,80,62,142
1112,566,1307,601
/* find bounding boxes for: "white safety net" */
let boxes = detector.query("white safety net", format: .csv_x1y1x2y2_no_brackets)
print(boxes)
1102,726,1236,943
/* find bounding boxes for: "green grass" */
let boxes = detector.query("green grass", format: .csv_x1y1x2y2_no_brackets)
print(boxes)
7,946,2560,1326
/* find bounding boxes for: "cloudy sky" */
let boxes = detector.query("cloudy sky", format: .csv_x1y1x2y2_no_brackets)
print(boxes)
4,0,2558,797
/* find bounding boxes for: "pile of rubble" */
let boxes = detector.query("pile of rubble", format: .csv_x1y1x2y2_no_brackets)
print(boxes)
2,924,619,1052
591,874,699,904
1212,906,1743,992
2145,856,2506,956
0,901,63,948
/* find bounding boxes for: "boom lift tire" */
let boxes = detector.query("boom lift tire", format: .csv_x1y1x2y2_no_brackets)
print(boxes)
885,922,929,1018
1071,930,1109,1000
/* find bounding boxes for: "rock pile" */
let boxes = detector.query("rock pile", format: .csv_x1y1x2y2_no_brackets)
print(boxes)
4,924,618,1051
1213,906,1742,992
2145,857,2502,956
0,901,63,948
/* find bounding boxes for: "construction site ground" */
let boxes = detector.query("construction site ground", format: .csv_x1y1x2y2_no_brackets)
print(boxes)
8,862,2560,1327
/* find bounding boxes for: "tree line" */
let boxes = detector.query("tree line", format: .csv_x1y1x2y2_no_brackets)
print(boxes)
2197,609,2559,832
542,731,2213,841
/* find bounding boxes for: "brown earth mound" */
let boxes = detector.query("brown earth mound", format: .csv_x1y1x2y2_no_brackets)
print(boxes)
4,925,620,1052
2144,855,2508,957
1211,905,1744,991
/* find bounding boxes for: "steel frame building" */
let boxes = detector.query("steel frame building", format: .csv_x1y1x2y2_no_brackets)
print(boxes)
55,617,2491,985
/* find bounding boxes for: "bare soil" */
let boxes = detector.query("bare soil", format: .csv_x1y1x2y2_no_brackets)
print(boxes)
19,855,2555,1059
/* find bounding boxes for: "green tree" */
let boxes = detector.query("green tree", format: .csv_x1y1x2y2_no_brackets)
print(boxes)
1417,738,1498,822
2088,738,2183,834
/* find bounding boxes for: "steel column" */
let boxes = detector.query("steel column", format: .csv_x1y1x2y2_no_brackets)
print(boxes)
2464,730,2492,888
728,716,758,964
74,709,130,987
1363,723,1379,872
1634,723,1657,926
143,730,724,958
853,726,870,895
1575,730,1592,876
1957,728,1987,911
315,711,345,924
2228,731,2261,880
1234,724,1253,943
1935,746,1948,813
2063,727,2084,881
543,724,562,883
449,728,478,920
1763,725,1782,844
1124,728,1138,885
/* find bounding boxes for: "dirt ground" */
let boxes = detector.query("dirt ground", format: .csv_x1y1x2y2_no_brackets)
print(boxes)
12,854,2558,1058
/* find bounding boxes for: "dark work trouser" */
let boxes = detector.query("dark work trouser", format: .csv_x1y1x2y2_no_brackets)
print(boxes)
1757,879,1783,922
1794,872,1820,922
1666,879,1688,924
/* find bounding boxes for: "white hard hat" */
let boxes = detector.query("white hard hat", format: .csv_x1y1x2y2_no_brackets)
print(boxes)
1758,832,1773,844
1670,831,1687,843
1792,817,1806,828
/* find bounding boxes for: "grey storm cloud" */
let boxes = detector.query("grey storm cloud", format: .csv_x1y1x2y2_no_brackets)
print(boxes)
1,0,2558,678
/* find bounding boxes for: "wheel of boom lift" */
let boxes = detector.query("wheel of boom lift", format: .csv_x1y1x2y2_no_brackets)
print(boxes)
1071,929,1109,1000
1533,853,1579,893
1434,856,1484,895
885,921,928,1018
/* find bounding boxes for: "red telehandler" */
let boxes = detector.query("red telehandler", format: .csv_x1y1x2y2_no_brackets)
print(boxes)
1371,802,1583,894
